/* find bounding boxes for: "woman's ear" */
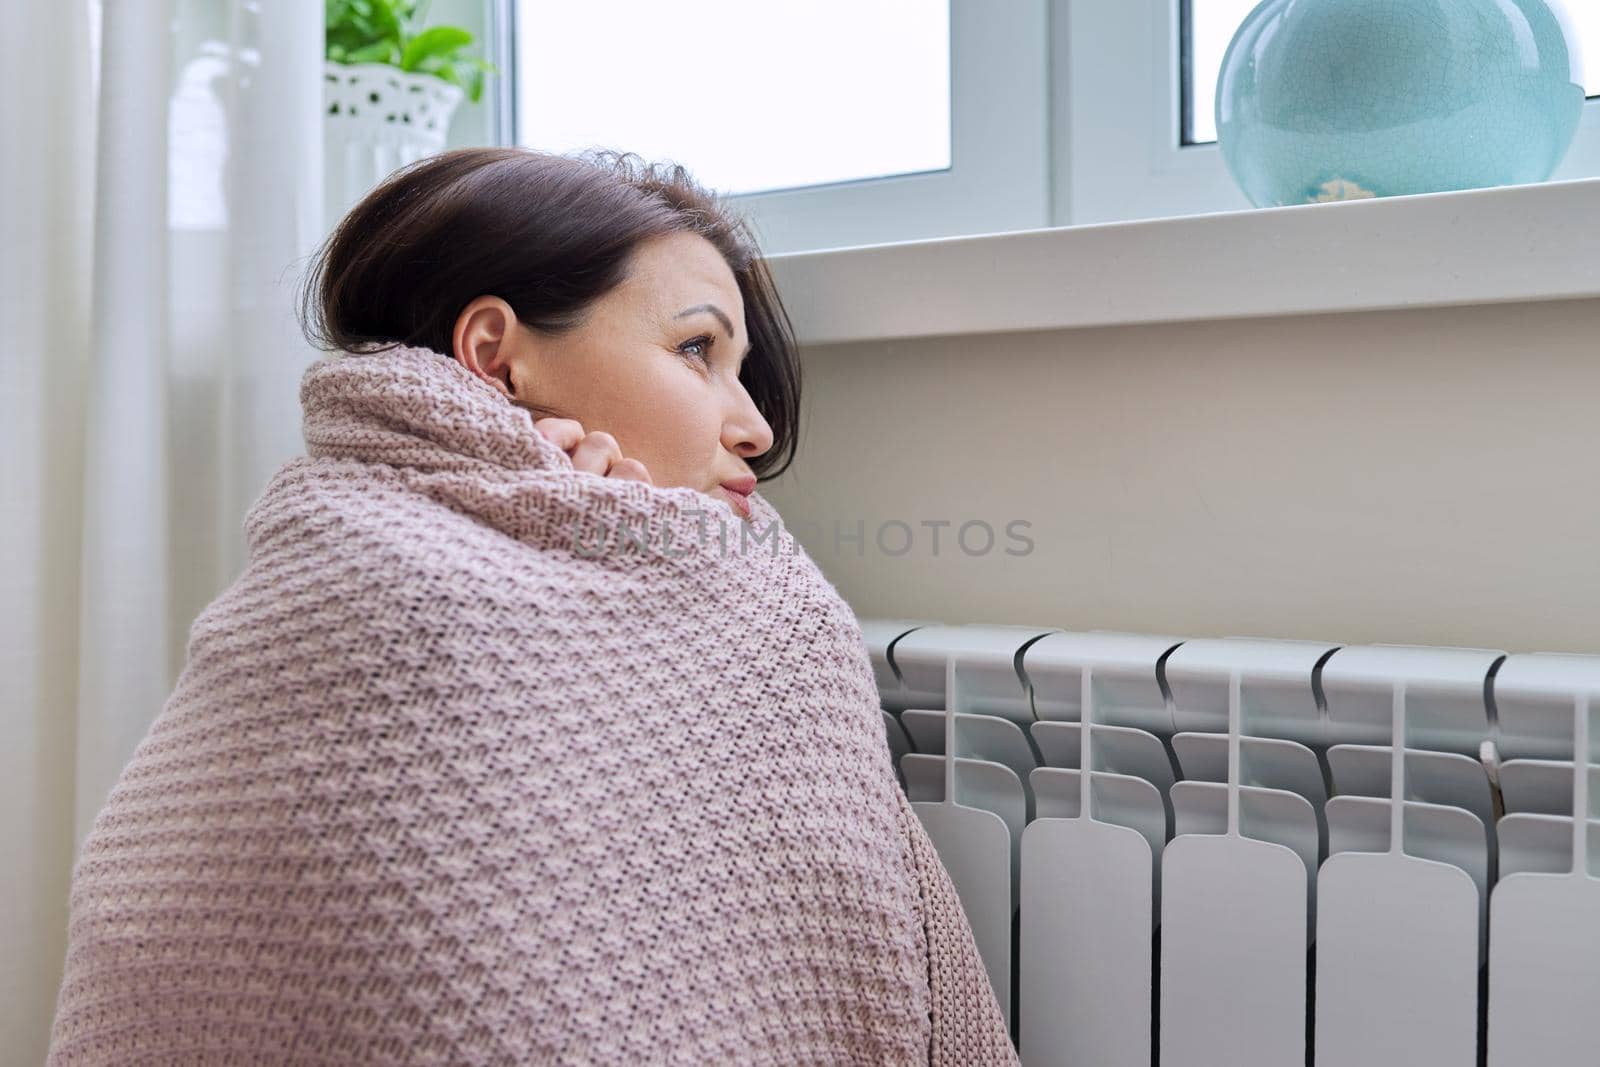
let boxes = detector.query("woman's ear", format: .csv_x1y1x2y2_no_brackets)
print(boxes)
452,295,526,399
452,296,564,419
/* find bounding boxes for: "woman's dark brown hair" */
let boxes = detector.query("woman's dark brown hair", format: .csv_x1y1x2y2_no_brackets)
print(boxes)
297,146,802,480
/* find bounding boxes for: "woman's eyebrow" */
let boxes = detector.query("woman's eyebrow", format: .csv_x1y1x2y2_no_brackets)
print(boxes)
674,302,734,335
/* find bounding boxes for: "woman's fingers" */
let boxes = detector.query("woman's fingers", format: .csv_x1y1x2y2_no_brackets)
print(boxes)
567,429,621,475
608,457,653,485
531,417,584,452
533,418,652,483
556,428,649,486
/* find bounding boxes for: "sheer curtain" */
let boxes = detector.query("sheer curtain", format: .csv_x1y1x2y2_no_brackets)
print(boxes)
1,1,324,1057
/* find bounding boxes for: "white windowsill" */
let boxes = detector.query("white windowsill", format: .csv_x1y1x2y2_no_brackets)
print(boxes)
762,176,1600,346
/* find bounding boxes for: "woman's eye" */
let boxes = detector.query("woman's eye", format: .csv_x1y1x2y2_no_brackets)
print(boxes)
677,335,713,361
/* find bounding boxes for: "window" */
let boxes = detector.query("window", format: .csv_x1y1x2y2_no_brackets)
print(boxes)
498,0,1050,254
1060,1,1600,227
489,1,1600,245
1181,0,1266,146
511,0,950,196
1182,0,1600,146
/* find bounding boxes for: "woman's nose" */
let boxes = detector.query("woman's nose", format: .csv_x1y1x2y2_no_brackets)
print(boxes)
723,388,774,459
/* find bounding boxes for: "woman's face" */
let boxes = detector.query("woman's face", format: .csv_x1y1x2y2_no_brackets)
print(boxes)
453,231,775,511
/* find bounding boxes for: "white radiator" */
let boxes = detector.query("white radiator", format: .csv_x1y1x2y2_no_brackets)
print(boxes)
864,621,1600,1067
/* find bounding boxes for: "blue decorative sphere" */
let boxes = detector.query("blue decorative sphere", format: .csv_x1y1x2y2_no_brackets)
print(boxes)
1215,0,1586,206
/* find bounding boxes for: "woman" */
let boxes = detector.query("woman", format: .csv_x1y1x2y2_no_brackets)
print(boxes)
46,147,1016,1065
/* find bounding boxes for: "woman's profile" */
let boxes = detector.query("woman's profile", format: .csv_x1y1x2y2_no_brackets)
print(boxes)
45,146,1016,1066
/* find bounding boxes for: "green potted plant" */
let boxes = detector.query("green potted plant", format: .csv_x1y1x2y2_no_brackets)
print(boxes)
326,0,497,108
323,0,499,223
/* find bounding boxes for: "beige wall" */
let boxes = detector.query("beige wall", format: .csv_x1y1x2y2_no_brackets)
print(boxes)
762,297,1600,654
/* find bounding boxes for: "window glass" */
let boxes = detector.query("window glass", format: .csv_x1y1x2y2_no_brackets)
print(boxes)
513,0,951,196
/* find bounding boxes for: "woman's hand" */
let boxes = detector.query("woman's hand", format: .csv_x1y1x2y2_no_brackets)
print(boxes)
532,418,653,485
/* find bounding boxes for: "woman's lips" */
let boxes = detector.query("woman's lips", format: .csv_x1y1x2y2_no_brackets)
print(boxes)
717,483,753,518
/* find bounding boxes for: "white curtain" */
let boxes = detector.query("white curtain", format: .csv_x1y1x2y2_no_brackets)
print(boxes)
1,1,324,1057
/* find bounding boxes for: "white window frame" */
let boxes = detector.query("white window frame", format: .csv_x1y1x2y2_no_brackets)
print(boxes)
492,0,1051,255
490,1,1600,244
1059,0,1600,227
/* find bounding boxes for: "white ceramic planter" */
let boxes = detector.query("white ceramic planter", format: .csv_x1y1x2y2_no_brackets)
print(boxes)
323,60,464,226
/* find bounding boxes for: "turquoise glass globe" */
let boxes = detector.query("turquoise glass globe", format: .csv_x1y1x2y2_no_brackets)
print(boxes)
1215,0,1586,206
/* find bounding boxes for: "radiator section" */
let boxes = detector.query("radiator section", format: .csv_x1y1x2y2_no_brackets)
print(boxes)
863,621,1600,1067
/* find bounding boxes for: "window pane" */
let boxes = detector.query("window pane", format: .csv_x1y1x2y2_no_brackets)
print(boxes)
1184,0,1598,146
513,0,951,196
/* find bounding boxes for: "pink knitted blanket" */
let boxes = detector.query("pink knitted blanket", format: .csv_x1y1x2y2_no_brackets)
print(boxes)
47,343,1017,1065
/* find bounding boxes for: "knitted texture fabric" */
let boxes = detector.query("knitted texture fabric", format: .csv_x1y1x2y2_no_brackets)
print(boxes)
46,343,1018,1066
